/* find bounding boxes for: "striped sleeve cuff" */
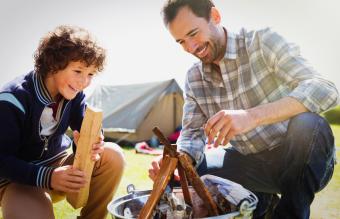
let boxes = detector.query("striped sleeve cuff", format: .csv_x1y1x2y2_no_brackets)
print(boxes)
36,166,55,189
288,79,339,113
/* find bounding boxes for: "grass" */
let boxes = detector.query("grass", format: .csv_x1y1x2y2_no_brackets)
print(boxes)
1,125,340,219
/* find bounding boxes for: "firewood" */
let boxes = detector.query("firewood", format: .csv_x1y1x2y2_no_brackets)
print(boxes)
66,106,102,209
178,162,193,206
138,156,178,219
178,153,219,216
152,127,177,157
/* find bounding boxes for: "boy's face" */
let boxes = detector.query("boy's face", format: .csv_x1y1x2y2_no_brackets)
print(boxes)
168,6,223,64
45,61,97,100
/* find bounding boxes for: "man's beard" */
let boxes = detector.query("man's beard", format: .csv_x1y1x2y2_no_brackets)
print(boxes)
197,38,223,64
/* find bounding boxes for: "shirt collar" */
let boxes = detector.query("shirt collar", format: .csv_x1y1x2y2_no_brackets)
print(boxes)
201,28,237,86
32,72,56,106
223,28,237,60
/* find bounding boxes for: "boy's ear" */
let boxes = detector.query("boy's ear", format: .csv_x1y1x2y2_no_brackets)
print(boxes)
210,7,221,24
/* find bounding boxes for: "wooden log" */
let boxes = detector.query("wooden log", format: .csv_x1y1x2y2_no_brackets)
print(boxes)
66,106,103,209
177,162,193,206
178,153,219,216
152,127,177,157
138,156,178,219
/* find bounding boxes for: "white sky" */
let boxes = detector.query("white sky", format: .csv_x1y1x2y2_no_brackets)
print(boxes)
1,0,339,95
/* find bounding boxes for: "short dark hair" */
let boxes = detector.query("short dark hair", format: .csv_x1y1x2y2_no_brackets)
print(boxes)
34,25,106,78
162,0,215,26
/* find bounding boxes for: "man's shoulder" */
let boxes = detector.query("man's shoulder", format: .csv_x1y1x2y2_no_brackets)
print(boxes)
186,62,203,82
237,27,275,39
237,27,288,54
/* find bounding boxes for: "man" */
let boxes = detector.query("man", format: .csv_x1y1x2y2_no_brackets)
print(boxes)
149,0,339,218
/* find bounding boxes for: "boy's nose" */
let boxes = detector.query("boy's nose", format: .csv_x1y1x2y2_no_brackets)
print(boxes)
76,75,87,89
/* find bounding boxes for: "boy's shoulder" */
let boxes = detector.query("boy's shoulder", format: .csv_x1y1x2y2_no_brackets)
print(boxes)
0,71,35,108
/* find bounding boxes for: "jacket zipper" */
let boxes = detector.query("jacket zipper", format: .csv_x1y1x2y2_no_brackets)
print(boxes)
38,101,70,159
39,136,49,158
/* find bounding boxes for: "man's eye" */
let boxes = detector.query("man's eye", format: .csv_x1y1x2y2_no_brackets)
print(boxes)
189,31,198,37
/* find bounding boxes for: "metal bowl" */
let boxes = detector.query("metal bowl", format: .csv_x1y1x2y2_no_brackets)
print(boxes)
107,184,246,219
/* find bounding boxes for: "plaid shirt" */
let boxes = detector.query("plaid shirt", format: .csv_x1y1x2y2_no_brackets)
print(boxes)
178,27,339,165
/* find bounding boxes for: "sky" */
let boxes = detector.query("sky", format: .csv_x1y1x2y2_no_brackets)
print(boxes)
1,0,339,95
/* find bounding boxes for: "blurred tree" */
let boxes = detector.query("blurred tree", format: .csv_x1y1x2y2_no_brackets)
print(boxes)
323,105,340,125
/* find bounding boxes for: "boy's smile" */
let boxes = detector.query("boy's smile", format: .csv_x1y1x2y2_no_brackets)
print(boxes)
44,61,97,101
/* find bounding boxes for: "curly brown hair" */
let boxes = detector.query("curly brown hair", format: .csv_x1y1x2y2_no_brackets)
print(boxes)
34,25,106,78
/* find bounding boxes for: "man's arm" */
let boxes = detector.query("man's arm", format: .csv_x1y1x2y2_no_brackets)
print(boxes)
205,28,339,146
177,74,207,166
248,96,307,127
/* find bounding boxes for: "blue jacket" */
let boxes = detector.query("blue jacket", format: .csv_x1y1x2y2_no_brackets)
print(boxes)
0,71,85,189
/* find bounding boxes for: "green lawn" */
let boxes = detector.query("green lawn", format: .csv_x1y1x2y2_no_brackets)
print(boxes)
1,125,340,219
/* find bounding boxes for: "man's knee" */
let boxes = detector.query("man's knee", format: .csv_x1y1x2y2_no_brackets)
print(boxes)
288,112,330,136
286,112,333,151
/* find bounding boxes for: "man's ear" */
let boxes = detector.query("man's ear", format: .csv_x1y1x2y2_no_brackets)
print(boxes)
210,7,221,24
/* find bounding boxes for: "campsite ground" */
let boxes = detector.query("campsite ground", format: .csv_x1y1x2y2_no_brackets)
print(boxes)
1,125,339,219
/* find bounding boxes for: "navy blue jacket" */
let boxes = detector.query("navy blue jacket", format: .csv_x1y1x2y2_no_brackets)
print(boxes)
0,71,85,189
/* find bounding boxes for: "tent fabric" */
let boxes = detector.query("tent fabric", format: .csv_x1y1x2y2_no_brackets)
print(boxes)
86,79,184,143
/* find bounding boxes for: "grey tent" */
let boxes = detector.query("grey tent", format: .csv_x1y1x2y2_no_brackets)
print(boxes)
86,79,184,143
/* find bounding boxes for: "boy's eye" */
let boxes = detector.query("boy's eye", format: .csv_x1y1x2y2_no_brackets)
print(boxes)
88,73,96,78
74,70,82,74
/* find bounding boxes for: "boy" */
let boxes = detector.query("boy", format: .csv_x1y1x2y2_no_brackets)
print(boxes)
0,25,125,219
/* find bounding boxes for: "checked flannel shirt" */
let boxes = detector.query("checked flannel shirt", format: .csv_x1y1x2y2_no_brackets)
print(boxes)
178,27,339,165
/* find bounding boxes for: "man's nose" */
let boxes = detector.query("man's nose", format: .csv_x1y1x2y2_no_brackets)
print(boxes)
185,40,198,54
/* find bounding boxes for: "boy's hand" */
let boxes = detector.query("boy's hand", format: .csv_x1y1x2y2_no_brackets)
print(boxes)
73,130,104,162
91,133,104,161
51,165,87,193
73,130,80,145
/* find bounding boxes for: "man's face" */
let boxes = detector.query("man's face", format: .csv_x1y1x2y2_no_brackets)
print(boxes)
169,6,223,64
45,61,97,100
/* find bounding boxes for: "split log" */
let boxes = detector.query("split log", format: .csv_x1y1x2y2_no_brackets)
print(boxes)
66,106,102,209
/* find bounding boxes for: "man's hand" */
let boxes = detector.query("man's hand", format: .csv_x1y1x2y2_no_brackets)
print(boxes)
204,110,257,147
73,130,105,162
51,165,87,193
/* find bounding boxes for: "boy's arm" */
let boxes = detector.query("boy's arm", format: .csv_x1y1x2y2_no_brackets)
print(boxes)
69,92,87,152
69,92,87,132
0,96,54,189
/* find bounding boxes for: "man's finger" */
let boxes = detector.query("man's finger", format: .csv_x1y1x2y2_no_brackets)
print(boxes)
205,112,225,141
214,122,232,147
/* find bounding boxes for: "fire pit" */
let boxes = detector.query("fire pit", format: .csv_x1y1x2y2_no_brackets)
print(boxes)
108,128,257,219
107,184,252,219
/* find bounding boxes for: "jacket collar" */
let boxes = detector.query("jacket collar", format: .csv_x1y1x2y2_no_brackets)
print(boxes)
32,72,56,106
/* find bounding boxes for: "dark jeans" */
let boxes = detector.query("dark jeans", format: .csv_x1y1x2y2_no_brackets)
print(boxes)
196,112,335,219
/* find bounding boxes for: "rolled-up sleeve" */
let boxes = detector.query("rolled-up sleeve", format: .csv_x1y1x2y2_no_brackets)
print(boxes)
177,74,207,166
260,28,339,113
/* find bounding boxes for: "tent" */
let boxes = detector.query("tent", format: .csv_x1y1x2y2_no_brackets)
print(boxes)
86,79,184,143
